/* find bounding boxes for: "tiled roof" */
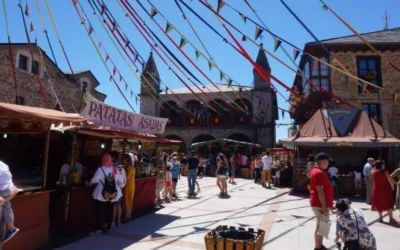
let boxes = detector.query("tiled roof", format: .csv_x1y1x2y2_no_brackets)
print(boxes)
315,27,400,44
159,84,252,95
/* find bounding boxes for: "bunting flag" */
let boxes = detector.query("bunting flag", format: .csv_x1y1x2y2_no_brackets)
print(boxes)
151,8,158,18
165,22,173,33
134,54,139,63
220,71,224,81
227,78,232,87
255,26,263,40
81,12,87,24
112,22,117,32
125,83,128,91
119,75,123,82
72,0,78,4
30,22,34,32
130,90,133,98
24,3,29,16
101,4,106,15
234,144,239,152
88,24,93,35
109,75,112,81
281,110,285,118
393,93,398,104
165,87,169,93
208,62,213,71
240,13,247,23
239,87,243,94
105,54,110,62
179,37,187,48
217,0,226,13
242,35,247,42
98,41,102,48
195,50,201,60
293,48,300,60
113,67,116,76
274,38,282,52
135,95,139,105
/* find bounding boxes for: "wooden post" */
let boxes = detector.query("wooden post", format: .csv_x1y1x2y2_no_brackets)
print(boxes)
42,129,51,189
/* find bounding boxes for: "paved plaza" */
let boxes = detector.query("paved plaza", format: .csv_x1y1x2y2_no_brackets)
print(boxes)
57,177,400,250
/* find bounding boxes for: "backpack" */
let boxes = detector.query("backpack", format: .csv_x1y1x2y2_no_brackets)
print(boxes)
100,167,118,201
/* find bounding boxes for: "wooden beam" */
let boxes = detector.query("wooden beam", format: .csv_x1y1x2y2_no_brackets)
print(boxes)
42,129,51,189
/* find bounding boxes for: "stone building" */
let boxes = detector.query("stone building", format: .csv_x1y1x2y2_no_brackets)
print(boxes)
0,43,106,113
139,46,278,151
289,27,400,162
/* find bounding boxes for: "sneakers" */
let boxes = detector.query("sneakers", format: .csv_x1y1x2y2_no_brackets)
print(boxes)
3,227,19,243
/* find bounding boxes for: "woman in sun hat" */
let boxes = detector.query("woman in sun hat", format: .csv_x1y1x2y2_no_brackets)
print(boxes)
86,153,123,235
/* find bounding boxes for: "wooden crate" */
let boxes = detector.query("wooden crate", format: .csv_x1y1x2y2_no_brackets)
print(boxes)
204,226,265,250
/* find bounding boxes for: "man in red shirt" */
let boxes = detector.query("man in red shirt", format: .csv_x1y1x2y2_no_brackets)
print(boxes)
309,153,333,250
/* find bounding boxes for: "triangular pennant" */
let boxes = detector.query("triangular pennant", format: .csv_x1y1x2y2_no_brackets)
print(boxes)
119,75,123,82
326,109,359,136
255,26,263,40
239,13,247,23
113,67,116,76
112,22,117,32
135,96,138,105
281,110,285,119
293,48,300,60
217,0,226,13
273,38,282,52
72,0,78,4
220,71,224,81
208,61,213,71
195,50,201,60
227,79,232,87
125,83,128,91
151,8,158,18
109,75,112,81
179,37,187,48
81,12,87,24
393,93,398,104
166,22,174,33
88,24,93,35
98,41,102,48
25,3,29,16
165,87,169,93
30,22,34,32
242,35,247,42
105,54,110,62
130,90,133,98
101,4,106,15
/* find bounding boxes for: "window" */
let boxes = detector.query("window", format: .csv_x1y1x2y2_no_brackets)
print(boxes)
15,96,25,105
362,103,380,123
357,57,381,93
31,60,40,75
82,81,89,93
310,56,331,92
302,62,310,95
18,55,28,71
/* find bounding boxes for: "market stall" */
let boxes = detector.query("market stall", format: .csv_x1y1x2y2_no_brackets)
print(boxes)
0,103,87,250
279,108,400,194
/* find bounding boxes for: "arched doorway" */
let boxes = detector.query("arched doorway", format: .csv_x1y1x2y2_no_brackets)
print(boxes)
191,134,216,156
163,134,186,152
208,99,231,126
233,98,252,125
227,133,252,143
186,100,206,126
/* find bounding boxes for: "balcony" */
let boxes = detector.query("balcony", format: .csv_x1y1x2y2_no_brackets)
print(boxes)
166,114,253,128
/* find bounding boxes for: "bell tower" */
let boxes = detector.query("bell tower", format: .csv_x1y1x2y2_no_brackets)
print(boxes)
140,52,160,116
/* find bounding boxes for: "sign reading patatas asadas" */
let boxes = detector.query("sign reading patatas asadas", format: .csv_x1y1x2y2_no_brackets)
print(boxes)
81,94,168,135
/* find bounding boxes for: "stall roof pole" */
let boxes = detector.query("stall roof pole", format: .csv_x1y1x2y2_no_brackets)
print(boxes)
42,129,51,189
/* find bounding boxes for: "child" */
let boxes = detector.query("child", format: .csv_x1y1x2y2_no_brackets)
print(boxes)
334,198,351,249
164,165,173,200
0,161,19,243
170,156,181,198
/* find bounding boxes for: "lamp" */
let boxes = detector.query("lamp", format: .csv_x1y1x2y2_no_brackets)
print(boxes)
100,142,106,149
138,141,142,151
3,134,7,139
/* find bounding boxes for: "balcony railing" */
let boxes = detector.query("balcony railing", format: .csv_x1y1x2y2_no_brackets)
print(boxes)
166,114,253,128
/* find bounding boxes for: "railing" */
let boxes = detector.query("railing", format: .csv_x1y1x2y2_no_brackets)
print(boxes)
166,114,253,128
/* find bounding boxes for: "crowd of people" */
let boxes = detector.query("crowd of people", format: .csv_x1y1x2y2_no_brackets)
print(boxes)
307,152,400,250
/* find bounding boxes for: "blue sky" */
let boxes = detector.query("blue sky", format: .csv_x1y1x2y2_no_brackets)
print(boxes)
1,0,399,141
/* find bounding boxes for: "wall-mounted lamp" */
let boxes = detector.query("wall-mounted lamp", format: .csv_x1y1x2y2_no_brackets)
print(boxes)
3,134,7,139
138,141,142,151
100,142,106,149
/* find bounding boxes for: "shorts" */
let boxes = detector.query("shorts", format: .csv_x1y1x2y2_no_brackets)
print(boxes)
354,179,362,189
311,207,322,224
336,221,343,235
217,175,226,179
172,178,178,183
114,197,122,205
165,181,172,187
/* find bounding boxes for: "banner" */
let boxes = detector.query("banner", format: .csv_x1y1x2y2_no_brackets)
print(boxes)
81,94,168,135
325,109,359,136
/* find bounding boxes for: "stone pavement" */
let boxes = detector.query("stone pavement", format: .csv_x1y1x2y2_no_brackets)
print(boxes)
57,177,399,250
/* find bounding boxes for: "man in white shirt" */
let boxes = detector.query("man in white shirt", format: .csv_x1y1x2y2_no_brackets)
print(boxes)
261,152,273,188
241,154,248,168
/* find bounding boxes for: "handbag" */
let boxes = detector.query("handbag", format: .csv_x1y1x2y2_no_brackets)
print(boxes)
343,209,363,250
317,215,331,239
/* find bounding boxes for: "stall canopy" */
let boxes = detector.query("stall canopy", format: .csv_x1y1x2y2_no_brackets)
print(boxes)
279,108,400,148
52,125,181,144
0,103,87,133
191,138,262,149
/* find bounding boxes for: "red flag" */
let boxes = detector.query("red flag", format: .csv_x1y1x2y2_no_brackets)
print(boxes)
88,25,93,35
150,8,158,18
105,54,110,62
24,3,29,16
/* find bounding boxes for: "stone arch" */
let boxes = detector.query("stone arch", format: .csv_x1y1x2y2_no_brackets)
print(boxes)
185,99,202,110
160,100,178,118
227,133,252,143
233,98,253,114
163,134,186,152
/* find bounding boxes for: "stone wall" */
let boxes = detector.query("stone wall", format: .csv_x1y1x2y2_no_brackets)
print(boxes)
0,44,105,113
330,50,400,138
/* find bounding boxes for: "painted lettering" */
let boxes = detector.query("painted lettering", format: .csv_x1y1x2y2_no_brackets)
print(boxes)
88,101,98,117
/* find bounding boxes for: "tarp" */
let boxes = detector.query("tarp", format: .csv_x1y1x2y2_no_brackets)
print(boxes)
81,94,168,135
0,102,86,126
279,108,400,147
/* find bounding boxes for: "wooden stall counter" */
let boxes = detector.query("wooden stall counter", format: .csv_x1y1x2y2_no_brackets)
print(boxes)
5,190,52,250
133,176,156,213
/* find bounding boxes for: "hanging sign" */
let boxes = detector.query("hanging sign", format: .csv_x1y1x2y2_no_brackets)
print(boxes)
81,94,168,135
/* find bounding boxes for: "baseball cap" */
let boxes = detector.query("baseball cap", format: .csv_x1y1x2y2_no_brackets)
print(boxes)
315,152,330,161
